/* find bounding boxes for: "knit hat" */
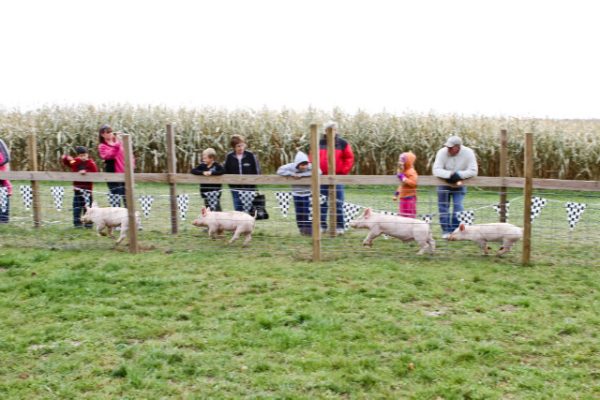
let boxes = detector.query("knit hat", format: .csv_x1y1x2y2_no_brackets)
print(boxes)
75,146,88,154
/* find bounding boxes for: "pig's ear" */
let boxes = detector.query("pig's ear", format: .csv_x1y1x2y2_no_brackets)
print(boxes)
201,207,207,217
459,223,466,231
364,208,372,218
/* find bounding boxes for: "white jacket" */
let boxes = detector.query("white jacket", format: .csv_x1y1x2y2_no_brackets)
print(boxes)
432,146,478,180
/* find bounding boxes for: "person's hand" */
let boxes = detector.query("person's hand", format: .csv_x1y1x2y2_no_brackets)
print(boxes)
203,171,212,176
64,155,73,162
392,196,398,201
79,169,87,175
446,172,462,183
292,173,302,179
397,173,406,181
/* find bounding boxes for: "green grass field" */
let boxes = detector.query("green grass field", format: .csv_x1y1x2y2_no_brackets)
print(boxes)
1,182,599,398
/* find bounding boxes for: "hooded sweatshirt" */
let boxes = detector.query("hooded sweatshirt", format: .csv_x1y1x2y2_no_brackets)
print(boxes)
396,151,418,199
276,151,317,195
0,151,12,196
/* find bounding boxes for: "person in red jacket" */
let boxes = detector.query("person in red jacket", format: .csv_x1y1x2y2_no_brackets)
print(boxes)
62,146,98,228
316,121,354,234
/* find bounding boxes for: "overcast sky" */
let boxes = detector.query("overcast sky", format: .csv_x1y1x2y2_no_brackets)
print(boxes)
1,0,599,118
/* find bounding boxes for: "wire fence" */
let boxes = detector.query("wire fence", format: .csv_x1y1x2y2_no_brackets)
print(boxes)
1,181,598,266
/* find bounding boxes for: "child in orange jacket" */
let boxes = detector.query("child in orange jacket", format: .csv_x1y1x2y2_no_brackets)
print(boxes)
392,151,418,218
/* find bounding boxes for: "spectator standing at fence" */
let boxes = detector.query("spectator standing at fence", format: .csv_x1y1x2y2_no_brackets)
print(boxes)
315,121,354,234
0,139,12,223
191,148,225,211
393,151,418,218
432,135,478,239
277,151,320,236
61,146,98,228
98,124,127,207
224,134,261,212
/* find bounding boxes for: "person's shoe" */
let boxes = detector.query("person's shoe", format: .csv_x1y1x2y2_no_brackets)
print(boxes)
441,233,450,240
336,228,345,235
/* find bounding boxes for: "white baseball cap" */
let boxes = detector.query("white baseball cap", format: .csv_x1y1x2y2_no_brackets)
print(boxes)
444,136,462,147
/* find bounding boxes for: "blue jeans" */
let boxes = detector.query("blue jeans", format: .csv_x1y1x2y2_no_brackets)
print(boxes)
293,194,312,235
73,190,93,227
437,185,467,234
320,185,345,230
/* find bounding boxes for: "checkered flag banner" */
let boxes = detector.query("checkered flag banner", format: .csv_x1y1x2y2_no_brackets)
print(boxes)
138,195,154,218
203,190,221,211
308,194,328,221
0,187,8,213
420,213,434,223
343,202,362,230
275,192,293,217
492,201,510,219
237,190,257,213
107,193,122,208
19,185,32,210
50,186,65,211
177,194,190,220
565,201,586,231
531,196,547,222
81,190,92,207
456,210,475,225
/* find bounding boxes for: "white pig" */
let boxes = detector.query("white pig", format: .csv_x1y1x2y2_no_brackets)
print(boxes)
81,202,141,245
349,208,435,255
448,222,523,255
192,207,256,247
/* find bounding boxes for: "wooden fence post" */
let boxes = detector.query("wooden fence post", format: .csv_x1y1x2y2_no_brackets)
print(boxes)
522,132,533,265
166,124,178,234
122,134,139,253
499,129,508,222
326,126,337,237
28,133,42,228
310,124,321,262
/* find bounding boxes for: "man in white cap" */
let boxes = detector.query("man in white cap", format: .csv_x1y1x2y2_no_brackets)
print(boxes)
432,135,478,238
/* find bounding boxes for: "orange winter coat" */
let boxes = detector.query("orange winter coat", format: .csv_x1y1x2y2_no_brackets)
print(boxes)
396,152,418,199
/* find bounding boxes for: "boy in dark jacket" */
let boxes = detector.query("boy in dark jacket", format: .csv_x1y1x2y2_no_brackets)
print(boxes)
223,135,261,212
62,146,98,227
191,148,225,211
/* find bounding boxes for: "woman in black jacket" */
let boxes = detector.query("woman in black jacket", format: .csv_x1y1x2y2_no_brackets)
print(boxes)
223,135,261,212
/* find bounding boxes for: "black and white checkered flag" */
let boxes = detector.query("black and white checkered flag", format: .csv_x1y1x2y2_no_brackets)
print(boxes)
456,210,475,225
492,201,510,219
177,194,190,220
343,202,362,230
107,193,122,207
275,192,293,217
420,213,434,224
138,195,154,218
19,185,32,210
81,190,92,207
565,201,586,231
237,190,257,213
50,186,65,211
308,194,328,221
531,196,547,222
0,187,8,213
204,190,221,211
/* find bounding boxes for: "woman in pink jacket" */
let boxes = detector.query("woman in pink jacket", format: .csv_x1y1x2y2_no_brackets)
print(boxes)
0,144,12,223
98,124,127,207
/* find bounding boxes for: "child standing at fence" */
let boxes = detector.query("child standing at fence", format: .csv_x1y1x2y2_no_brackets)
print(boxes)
0,139,12,223
224,135,261,212
191,148,225,211
62,146,98,228
392,151,418,218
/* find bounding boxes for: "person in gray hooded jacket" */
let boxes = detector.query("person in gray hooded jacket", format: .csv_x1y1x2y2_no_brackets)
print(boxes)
277,151,320,235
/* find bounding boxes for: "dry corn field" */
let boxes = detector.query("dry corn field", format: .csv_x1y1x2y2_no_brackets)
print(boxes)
1,105,600,179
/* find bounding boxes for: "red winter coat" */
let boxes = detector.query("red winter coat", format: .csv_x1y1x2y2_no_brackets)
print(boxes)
311,135,354,175
62,156,98,191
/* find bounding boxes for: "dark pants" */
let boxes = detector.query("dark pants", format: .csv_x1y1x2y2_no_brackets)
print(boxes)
0,194,9,223
293,194,312,235
73,190,93,228
320,185,345,230
108,182,126,207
